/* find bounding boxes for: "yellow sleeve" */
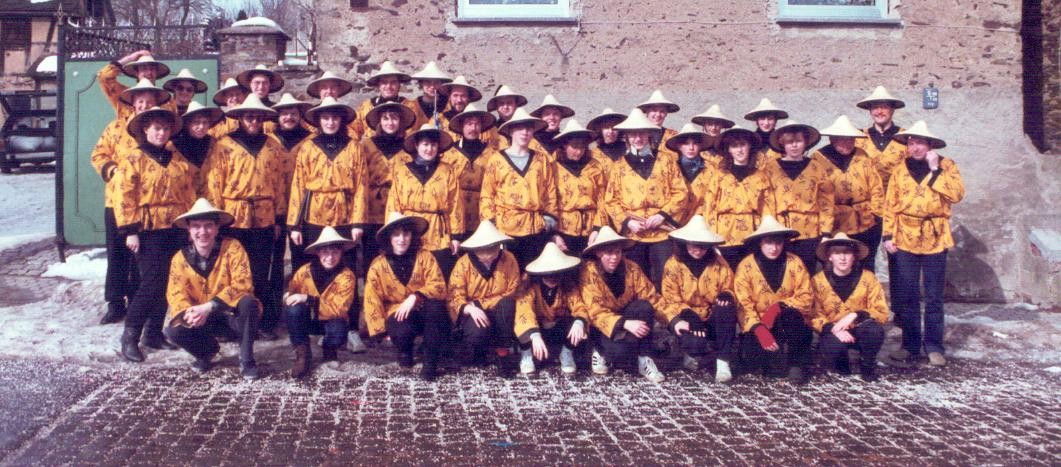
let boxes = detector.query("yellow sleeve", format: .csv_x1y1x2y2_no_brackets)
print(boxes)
166,254,194,318
862,272,891,325
817,166,836,235
363,258,389,336
882,166,902,238
866,161,886,219
660,160,688,223
113,155,142,230
541,159,559,219
448,167,465,236
580,266,621,338
514,281,541,342
733,259,761,333
447,256,472,321
602,164,626,232
630,263,665,320
479,253,520,311
286,264,310,295
286,149,306,228
97,62,127,117
200,142,227,209
930,158,965,204
320,269,357,322
215,241,255,307
478,156,497,223
659,259,687,326
415,250,449,300
349,145,368,225
784,256,816,317
90,121,120,182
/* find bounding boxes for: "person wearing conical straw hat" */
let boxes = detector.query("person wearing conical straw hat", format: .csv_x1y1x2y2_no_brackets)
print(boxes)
113,107,197,363
163,68,208,115
761,119,835,273
602,108,688,289
360,101,418,269
854,85,908,191
447,220,522,369
96,50,174,120
666,123,714,226
732,215,815,384
306,70,353,100
162,198,261,379
282,226,358,378
349,60,417,140
171,102,223,197
208,78,247,138
810,233,889,382
409,61,453,130
484,84,528,150
636,89,681,154
659,215,738,383
480,107,559,268
691,104,735,155
743,97,788,159
514,242,588,375
364,213,450,381
812,115,885,272
530,94,576,155
550,119,607,256
438,75,482,140
587,107,628,170
201,94,288,340
883,120,964,367
579,226,665,383
702,125,772,268
236,64,284,107
386,123,465,277
442,103,499,245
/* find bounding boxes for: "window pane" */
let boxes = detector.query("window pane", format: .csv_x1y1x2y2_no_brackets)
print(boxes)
469,0,558,4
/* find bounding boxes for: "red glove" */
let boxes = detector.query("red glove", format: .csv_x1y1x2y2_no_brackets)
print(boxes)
753,324,776,350
761,302,782,329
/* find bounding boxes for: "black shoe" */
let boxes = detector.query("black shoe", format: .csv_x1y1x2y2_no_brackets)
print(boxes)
420,364,439,382
787,367,808,385
257,330,280,341
240,361,261,380
192,357,213,373
860,363,880,382
322,346,338,362
100,302,126,325
143,333,178,351
120,328,144,363
398,352,415,368
834,357,852,376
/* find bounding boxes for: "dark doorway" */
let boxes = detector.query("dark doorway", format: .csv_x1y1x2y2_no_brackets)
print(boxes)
1021,0,1045,152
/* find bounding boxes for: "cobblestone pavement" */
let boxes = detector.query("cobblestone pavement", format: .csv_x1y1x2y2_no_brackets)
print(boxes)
1,354,1057,466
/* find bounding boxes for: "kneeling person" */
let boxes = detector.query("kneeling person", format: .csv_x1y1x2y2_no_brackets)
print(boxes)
515,242,590,375
164,199,261,379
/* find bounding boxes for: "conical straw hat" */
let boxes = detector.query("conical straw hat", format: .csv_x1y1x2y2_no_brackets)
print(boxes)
856,85,906,110
582,226,636,258
530,94,575,119
403,123,454,154
669,215,726,245
236,64,284,93
127,106,182,138
636,89,680,113
613,108,661,132
306,70,352,98
894,120,946,148
742,215,799,245
225,93,278,119
410,61,452,82
587,107,626,132
487,85,528,111
691,104,735,127
743,98,789,121
365,101,417,133
768,119,821,153
305,226,356,254
181,101,224,127
271,93,313,113
366,60,411,86
461,220,513,250
440,75,483,102
119,78,171,106
164,68,207,93
552,119,595,146
526,242,581,275
718,124,761,148
212,78,243,106
497,106,547,136
305,96,356,126
174,198,234,228
122,54,171,79
375,211,429,244
665,123,711,152
447,102,496,133
819,115,866,138
816,232,870,262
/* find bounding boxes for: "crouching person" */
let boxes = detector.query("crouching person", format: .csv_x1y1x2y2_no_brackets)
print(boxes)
364,213,450,381
448,220,521,369
581,227,665,383
164,199,261,379
812,234,889,382
734,215,815,385
660,215,738,383
515,242,589,375
284,226,357,379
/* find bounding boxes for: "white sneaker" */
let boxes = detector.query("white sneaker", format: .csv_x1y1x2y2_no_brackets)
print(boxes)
682,354,700,371
519,349,535,374
560,347,576,374
591,349,609,375
638,356,665,383
347,332,367,353
715,359,732,383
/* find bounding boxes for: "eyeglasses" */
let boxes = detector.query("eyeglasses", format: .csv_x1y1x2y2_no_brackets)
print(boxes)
173,85,196,93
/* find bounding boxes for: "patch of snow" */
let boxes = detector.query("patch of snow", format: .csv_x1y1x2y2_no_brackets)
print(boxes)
231,16,282,31
42,248,106,282
36,55,57,73
0,172,54,239
0,233,51,253
1045,366,1061,374
282,57,309,66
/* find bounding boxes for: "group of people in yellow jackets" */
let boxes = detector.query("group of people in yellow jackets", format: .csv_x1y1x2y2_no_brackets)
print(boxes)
90,50,964,383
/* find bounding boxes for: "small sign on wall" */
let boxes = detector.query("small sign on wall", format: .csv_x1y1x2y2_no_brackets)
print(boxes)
923,84,939,110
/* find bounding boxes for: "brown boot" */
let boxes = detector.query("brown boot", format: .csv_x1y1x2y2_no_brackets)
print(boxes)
290,344,312,379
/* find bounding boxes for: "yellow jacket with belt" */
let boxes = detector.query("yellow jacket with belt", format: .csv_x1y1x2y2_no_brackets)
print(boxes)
580,259,662,338
554,156,609,237
479,150,558,237
762,156,836,239
810,270,890,332
166,238,255,322
285,137,368,229
360,136,411,225
659,256,734,326
603,152,688,243
702,166,773,247
364,249,448,336
812,148,884,235
287,263,357,322
202,135,288,229
883,157,965,254
386,159,465,251
114,144,198,233
90,115,138,208
514,279,588,343
442,141,496,237
447,250,522,322
674,155,716,225
733,252,814,333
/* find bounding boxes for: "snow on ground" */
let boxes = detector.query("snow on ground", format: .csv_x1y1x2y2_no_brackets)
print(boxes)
0,172,54,251
41,248,106,282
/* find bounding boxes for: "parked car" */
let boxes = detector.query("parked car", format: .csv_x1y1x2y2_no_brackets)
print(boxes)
1,91,57,174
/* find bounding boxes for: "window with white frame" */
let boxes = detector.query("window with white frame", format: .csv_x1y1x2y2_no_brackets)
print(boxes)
456,0,572,20
777,0,893,22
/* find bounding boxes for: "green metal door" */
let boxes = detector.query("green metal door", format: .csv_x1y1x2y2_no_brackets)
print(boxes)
60,58,219,246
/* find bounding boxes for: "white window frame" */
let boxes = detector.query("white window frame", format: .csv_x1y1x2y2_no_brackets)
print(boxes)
456,0,572,20
777,0,890,22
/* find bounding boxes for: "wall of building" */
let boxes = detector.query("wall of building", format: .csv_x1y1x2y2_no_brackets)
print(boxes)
1043,0,1061,153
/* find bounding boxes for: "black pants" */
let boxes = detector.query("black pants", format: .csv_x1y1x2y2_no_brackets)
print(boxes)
124,228,185,338
596,299,656,369
360,224,382,276
103,208,139,304
268,223,288,322
386,299,451,366
533,315,586,350
290,224,359,274
788,237,821,274
674,304,738,362
432,248,459,281
739,307,813,374
850,221,883,272
457,296,517,363
717,245,749,270
226,227,281,333
819,320,885,373
507,232,549,269
893,249,948,355
625,240,672,290
164,296,259,364
556,233,588,257
285,302,348,348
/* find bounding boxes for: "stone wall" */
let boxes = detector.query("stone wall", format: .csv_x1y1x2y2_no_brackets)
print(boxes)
1044,0,1061,153
217,32,287,80
309,0,1060,306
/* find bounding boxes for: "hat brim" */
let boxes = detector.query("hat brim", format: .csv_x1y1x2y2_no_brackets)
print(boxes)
366,72,412,86
581,238,636,258
440,84,483,102
305,239,356,255
164,77,208,94
306,105,356,126
719,128,761,148
498,117,547,136
174,211,235,229
448,111,497,133
226,107,279,120
272,102,314,114
212,87,245,107
856,98,906,110
119,88,171,106
366,103,417,133
744,110,789,121
461,238,510,250
403,128,454,154
637,103,680,114
487,95,529,112
665,133,711,152
236,69,284,93
768,126,822,153
742,229,799,246
182,107,225,127
375,216,430,244
690,116,736,128
307,79,353,99
586,115,626,133
525,261,580,276
893,133,946,149
122,61,171,79
127,108,182,138
530,106,576,119
553,130,595,147
816,238,870,262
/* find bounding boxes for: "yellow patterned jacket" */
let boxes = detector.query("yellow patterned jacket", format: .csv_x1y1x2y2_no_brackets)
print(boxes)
856,127,907,190
762,157,836,240
580,259,662,338
813,147,884,235
810,270,889,332
733,252,814,333
386,158,464,251
479,150,558,237
883,157,965,254
360,136,411,225
442,140,496,237
674,155,716,225
90,115,138,208
554,156,609,237
285,137,368,229
702,166,773,247
266,134,305,224
603,152,688,243
447,250,521,322
286,263,357,322
208,117,239,139
514,279,588,343
114,145,198,232
364,249,448,336
96,62,177,120
166,238,255,321
202,135,287,229
659,256,734,326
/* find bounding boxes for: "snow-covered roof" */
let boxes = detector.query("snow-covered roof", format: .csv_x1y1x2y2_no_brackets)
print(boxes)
35,55,57,73
232,16,283,32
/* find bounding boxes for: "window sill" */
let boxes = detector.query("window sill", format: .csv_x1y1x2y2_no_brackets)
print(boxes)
775,16,902,27
451,16,579,26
